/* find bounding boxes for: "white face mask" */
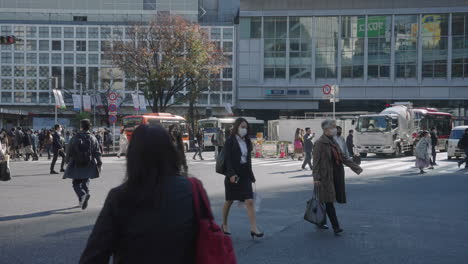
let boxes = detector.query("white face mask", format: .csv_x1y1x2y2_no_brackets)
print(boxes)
331,128,338,136
238,128,247,137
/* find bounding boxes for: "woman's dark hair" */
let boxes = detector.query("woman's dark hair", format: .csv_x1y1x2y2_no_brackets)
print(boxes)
231,117,250,137
420,131,429,137
125,125,180,204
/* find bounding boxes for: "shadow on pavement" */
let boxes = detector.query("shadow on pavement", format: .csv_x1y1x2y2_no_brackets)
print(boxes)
270,169,305,174
43,225,94,237
0,206,82,222
13,173,55,177
288,174,313,179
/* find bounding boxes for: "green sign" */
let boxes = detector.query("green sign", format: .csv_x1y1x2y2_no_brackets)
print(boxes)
358,16,387,38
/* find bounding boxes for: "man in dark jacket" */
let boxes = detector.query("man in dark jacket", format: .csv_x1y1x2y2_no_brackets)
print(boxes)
346,129,354,156
23,129,38,161
15,127,25,158
301,127,315,170
64,119,102,210
430,127,438,166
457,128,468,168
50,124,65,174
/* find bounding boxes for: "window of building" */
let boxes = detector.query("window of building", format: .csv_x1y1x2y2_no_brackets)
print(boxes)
51,67,62,87
73,16,88,22
1,25,11,35
452,13,468,78
14,53,24,64
422,14,448,78
289,17,312,79
222,68,233,79
39,66,49,77
64,54,74,64
51,54,62,64
15,42,26,51
101,27,111,39
222,93,232,104
315,17,339,79
26,26,37,38
39,53,49,64
341,16,365,79
39,79,49,90
223,28,233,40
368,16,392,79
26,92,37,103
64,27,74,38
26,40,37,51
395,15,418,78
1,79,12,89
210,80,221,91
14,92,25,103
39,27,49,38
39,92,49,103
223,41,233,53
88,28,99,38
76,54,87,64
101,54,112,65
1,92,12,103
26,53,37,64
51,27,62,38
26,66,36,77
240,17,262,39
26,79,37,90
76,41,86,51
88,54,99,64
264,17,287,79
1,53,12,63
52,40,61,51
222,81,232,91
64,40,74,51
210,94,220,105
101,41,111,52
14,79,24,90
64,67,74,89
89,67,99,89
211,28,221,40
76,27,87,38
39,40,49,51
1,66,12,76
88,41,99,51
77,67,86,85
113,27,123,38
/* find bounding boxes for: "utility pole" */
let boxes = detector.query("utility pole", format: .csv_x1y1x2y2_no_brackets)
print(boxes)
136,82,140,115
79,83,83,113
50,77,59,124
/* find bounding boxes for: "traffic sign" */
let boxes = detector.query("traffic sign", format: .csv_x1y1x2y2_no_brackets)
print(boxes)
109,115,117,124
322,84,332,95
108,92,118,101
108,103,117,113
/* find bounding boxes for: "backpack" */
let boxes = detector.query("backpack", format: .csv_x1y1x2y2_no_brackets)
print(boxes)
74,133,94,167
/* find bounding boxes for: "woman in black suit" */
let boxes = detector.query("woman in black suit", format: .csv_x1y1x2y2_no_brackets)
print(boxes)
221,117,263,239
79,125,196,263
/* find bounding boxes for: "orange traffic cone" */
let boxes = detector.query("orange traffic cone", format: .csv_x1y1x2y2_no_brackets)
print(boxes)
255,143,262,158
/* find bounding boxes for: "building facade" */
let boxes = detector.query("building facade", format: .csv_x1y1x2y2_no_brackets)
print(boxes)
238,0,468,120
0,0,237,128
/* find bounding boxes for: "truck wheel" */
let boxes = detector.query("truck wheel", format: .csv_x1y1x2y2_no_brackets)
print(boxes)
360,153,367,158
394,145,402,158
448,156,452,160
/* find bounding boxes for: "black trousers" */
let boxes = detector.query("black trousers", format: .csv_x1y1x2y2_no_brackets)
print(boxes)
50,150,65,172
325,202,340,230
302,152,312,169
193,145,203,159
431,146,437,165
73,179,90,202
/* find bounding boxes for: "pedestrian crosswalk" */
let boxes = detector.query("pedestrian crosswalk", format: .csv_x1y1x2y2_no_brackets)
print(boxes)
22,154,468,175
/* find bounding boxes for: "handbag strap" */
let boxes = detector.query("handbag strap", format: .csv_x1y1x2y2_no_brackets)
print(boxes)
189,177,214,221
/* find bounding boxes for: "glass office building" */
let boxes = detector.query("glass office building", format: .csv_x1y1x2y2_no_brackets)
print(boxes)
0,0,236,127
238,0,468,119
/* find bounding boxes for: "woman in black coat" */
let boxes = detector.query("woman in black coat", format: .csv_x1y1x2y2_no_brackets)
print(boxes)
221,117,263,239
79,125,196,264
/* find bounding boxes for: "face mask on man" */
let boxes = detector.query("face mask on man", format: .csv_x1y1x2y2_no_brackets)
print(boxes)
238,128,247,137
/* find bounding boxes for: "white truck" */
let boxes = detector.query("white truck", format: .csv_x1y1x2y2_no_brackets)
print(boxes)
355,103,416,157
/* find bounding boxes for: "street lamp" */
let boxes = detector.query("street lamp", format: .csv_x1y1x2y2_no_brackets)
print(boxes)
49,77,59,124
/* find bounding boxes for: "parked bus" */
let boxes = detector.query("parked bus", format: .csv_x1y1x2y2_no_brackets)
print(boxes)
413,108,453,151
122,113,189,150
198,117,265,148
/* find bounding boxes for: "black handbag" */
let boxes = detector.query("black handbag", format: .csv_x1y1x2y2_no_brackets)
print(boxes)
215,148,226,175
304,187,326,226
0,161,11,181
352,154,361,165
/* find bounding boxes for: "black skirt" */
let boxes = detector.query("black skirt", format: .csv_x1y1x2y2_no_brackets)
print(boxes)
224,164,254,201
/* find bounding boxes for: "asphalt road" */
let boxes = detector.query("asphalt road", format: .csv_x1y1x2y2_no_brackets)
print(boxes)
1,152,467,264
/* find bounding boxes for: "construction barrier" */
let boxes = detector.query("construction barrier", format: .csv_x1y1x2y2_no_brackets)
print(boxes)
261,141,278,157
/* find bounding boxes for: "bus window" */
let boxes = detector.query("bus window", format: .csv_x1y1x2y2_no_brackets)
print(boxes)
147,118,161,127
123,117,142,128
199,121,218,133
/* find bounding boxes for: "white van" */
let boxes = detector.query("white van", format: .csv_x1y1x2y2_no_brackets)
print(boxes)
447,126,468,160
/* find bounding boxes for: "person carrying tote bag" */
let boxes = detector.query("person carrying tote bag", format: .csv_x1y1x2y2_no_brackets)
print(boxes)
304,186,326,226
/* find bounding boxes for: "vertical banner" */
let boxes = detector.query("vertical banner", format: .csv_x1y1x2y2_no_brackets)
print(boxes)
53,89,66,109
138,95,147,111
72,94,82,111
52,89,60,108
131,94,139,111
83,95,92,112
94,94,103,107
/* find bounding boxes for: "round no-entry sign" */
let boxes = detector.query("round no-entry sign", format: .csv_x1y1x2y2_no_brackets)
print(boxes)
108,92,118,101
322,84,332,95
108,103,117,112
109,115,117,124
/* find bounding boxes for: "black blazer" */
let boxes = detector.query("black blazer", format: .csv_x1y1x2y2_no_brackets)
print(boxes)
52,131,63,151
224,135,255,182
79,175,196,264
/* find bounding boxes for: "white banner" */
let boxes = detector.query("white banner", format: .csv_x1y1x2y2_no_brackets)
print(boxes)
52,89,66,109
93,94,103,107
138,95,147,111
131,94,139,111
72,94,81,111
83,95,92,112
52,89,60,107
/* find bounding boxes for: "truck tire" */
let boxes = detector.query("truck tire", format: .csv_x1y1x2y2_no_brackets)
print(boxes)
393,145,402,158
360,153,367,158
